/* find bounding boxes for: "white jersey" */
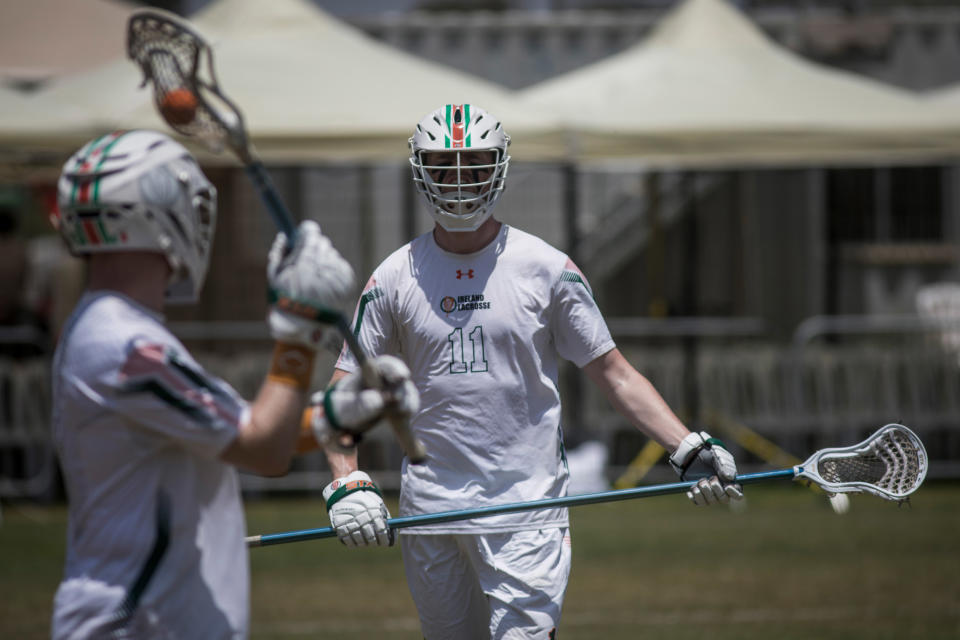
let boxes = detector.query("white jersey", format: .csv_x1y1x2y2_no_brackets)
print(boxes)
51,292,250,639
338,225,614,533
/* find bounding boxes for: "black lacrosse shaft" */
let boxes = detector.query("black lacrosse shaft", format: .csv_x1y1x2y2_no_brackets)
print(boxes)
244,159,427,464
245,161,297,239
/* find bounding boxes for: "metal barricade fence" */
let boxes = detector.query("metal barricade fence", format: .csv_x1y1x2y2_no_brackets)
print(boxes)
3,316,960,501
597,315,960,479
0,355,57,500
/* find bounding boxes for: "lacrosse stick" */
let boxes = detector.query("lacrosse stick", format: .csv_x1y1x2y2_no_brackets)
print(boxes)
247,423,926,547
126,9,426,463
706,411,851,514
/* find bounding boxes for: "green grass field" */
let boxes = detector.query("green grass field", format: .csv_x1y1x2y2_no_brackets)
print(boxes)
2,483,959,639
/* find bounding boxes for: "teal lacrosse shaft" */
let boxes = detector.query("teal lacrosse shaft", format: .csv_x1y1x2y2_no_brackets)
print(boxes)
246,469,797,548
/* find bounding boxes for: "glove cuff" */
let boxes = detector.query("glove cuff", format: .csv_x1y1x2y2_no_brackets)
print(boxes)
323,471,383,511
266,342,316,390
268,287,344,325
308,402,360,456
322,382,343,431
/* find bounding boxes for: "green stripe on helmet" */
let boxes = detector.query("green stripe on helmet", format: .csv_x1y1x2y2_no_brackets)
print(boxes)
444,104,452,148
69,132,124,206
69,133,109,205
92,132,129,204
95,219,116,244
73,222,87,247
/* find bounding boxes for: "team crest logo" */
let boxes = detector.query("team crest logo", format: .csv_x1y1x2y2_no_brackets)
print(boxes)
440,293,491,312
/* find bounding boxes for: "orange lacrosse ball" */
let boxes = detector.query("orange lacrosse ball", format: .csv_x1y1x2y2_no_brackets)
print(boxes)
160,88,198,125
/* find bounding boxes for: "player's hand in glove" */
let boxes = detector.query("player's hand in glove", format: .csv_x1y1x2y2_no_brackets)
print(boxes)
669,431,744,506
370,353,420,418
306,355,420,454
323,470,394,547
267,220,355,352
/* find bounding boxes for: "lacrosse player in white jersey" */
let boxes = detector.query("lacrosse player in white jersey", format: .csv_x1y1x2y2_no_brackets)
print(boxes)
50,130,416,639
324,104,744,639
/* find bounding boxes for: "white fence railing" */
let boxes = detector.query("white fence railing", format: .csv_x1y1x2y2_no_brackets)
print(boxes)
2,316,959,499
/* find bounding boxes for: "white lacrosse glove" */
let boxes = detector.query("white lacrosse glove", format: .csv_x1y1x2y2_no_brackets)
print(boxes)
323,470,394,547
267,220,355,352
370,354,420,418
669,431,744,506
308,355,420,454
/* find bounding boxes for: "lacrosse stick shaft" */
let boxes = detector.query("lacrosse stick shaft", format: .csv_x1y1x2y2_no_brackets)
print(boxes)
246,469,796,547
231,151,428,463
127,8,427,464
249,166,430,463
245,161,297,239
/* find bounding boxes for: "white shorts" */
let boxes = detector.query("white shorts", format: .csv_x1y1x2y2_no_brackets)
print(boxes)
400,527,572,640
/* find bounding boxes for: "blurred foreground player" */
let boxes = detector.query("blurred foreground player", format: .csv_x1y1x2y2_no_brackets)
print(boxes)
49,130,413,639
324,105,744,639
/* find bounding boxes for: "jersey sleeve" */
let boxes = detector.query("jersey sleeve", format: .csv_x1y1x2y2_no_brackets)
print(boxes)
98,337,247,459
551,258,616,368
336,272,398,372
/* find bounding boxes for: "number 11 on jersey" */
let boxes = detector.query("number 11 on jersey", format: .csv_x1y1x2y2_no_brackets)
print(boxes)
448,325,488,373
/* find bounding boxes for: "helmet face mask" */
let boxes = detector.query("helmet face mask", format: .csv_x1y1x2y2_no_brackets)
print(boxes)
57,130,217,304
409,104,510,232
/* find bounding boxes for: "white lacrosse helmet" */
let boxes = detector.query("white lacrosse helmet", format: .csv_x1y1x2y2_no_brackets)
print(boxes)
409,104,510,232
57,130,217,304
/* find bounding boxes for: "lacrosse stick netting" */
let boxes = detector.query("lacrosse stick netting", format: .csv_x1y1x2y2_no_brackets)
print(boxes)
127,9,249,159
795,424,927,501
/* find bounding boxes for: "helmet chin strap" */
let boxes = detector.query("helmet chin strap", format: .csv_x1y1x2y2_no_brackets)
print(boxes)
440,195,479,215
428,175,498,231
433,204,492,232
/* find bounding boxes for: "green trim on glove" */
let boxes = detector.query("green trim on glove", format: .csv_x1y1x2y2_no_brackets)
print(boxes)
705,437,727,449
322,382,342,431
324,479,383,512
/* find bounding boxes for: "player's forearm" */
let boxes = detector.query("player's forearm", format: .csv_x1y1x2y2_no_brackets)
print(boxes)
325,448,359,478
614,372,688,450
222,381,307,475
221,344,315,474
290,368,368,467
584,349,689,450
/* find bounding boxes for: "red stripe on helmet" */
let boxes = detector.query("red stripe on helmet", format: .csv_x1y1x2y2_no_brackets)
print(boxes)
82,220,100,245
77,178,92,204
451,104,465,149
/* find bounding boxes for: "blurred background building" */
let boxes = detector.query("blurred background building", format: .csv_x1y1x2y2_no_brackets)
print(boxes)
2,0,959,498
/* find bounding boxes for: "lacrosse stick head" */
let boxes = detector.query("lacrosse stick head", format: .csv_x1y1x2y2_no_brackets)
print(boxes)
796,424,927,501
126,9,249,159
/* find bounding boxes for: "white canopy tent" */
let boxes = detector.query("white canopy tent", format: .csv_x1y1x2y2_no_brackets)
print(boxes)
926,83,960,104
0,0,563,164
519,0,960,167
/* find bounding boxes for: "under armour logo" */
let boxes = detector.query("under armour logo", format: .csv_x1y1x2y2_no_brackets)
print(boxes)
456,269,474,280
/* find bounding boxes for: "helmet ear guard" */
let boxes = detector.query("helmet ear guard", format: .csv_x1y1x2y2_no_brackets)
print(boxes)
57,130,217,304
409,104,510,232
